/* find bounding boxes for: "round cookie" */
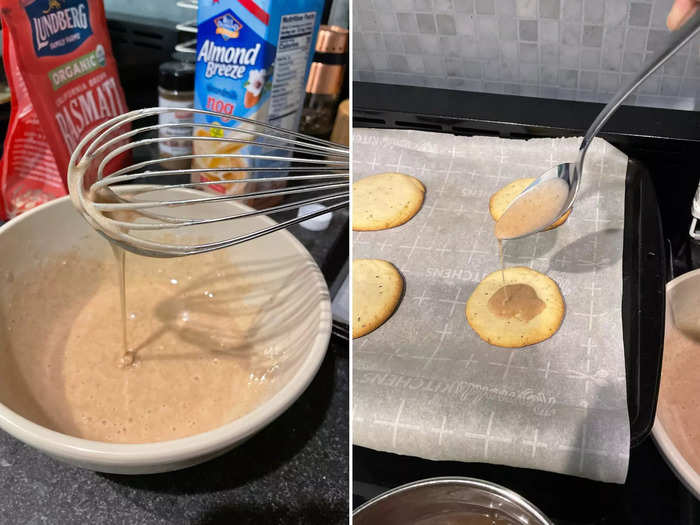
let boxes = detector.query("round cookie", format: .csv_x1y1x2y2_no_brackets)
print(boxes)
466,266,565,348
352,259,403,338
489,178,571,231
352,172,425,231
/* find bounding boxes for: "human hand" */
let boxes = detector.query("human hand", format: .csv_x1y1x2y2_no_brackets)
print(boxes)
667,0,698,30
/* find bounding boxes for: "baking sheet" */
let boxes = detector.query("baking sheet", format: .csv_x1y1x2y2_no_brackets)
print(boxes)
352,129,630,483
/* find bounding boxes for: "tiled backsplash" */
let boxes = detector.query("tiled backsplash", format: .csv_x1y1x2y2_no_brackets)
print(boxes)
353,0,700,111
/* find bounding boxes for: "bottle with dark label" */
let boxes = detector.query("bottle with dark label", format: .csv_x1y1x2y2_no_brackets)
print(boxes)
299,25,348,140
158,61,195,171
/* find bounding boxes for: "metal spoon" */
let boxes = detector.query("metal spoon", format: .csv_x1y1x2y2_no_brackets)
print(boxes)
497,8,700,241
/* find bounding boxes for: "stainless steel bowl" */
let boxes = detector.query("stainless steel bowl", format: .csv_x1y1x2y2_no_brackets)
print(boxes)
354,477,552,525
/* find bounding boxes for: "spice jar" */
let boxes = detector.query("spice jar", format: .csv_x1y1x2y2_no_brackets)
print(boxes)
299,25,349,139
158,61,195,170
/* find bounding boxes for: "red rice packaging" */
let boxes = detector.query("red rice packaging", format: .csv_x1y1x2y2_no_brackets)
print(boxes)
0,0,127,219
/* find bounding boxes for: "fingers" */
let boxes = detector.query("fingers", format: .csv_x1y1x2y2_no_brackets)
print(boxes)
667,0,698,30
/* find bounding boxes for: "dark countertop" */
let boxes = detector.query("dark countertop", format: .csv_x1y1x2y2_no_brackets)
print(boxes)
0,220,349,525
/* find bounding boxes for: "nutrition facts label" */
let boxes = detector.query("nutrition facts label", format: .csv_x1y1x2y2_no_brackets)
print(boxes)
268,12,316,130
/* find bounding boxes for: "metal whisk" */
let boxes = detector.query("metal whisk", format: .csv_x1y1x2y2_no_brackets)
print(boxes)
67,107,349,257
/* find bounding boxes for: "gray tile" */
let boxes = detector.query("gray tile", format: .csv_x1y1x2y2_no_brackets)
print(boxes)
520,62,540,82
440,35,463,56
501,41,519,61
580,48,601,68
560,45,580,68
663,53,689,76
541,43,560,64
622,52,643,73
499,17,518,40
688,55,700,78
519,19,538,40
638,74,660,94
601,48,622,70
519,42,539,62
582,25,603,47
559,69,579,87
583,0,604,24
576,90,598,102
679,77,700,97
503,83,522,94
377,12,398,32
478,39,501,58
386,53,409,73
495,0,516,16
445,56,466,76
540,0,561,19
562,0,582,21
579,70,598,89
541,19,560,43
599,71,620,92
661,76,681,96
521,84,539,96
516,0,537,18
476,15,499,38
372,0,393,10
625,27,648,52
560,22,580,45
455,0,475,12
646,29,670,52
464,59,484,78
420,34,443,54
402,34,422,53
358,10,379,31
397,13,419,33
455,13,476,35
424,55,446,75
604,1,628,27
437,14,458,34
650,0,668,28
475,0,496,14
434,0,455,10
557,88,577,99
415,0,434,10
363,32,385,50
629,3,651,26
358,70,376,82
370,53,389,70
484,81,506,93
417,13,437,33
462,79,485,90
355,51,371,70
384,34,405,52
540,86,560,98
460,36,479,57
407,55,426,73
447,77,468,88
391,0,416,10
485,61,501,79
540,64,558,83
500,60,518,80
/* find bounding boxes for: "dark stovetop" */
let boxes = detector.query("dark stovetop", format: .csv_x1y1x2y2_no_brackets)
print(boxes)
353,82,700,524
0,219,349,525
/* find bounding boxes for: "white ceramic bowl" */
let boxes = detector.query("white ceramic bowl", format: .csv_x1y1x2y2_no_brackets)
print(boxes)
0,195,331,474
652,269,700,499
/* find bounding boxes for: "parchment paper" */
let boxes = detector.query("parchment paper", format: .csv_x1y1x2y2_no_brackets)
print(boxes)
352,129,630,483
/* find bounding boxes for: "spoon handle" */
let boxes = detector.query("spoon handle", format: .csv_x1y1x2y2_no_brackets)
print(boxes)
576,8,700,176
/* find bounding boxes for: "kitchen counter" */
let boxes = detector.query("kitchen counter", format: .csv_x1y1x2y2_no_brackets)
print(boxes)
353,83,700,524
0,219,349,525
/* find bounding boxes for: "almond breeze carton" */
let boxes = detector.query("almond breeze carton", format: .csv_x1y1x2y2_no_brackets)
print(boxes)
192,0,324,197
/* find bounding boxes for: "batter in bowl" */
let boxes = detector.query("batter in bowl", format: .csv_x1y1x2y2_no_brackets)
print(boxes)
1,249,276,443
